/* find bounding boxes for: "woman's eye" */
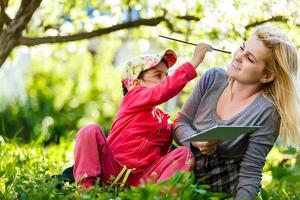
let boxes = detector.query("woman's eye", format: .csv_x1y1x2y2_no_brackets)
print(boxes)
247,55,254,63
240,46,244,51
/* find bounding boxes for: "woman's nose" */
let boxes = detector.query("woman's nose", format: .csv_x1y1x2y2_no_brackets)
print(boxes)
234,51,243,63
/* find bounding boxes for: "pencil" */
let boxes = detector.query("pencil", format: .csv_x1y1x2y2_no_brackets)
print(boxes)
159,35,231,54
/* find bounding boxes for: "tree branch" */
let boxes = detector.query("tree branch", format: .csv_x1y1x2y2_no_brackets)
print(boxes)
18,12,204,47
0,0,10,31
245,16,290,29
20,13,300,48
176,15,200,21
0,0,42,66
18,15,175,46
0,2,4,31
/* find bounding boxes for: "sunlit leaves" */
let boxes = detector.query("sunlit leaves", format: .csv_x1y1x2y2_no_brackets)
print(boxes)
260,146,300,199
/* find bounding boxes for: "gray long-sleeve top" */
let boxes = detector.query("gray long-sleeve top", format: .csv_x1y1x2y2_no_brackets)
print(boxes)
173,67,280,200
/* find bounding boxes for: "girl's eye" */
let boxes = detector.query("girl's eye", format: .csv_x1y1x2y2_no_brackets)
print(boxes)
240,46,244,51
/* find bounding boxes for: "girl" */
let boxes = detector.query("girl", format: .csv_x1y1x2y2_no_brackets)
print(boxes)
74,43,213,187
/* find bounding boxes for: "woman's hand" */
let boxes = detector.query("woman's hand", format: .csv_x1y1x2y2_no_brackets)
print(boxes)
191,140,221,155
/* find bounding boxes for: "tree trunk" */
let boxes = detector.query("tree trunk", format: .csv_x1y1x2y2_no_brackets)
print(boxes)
0,0,42,66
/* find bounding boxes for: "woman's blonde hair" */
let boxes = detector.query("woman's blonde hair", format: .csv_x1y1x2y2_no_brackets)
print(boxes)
255,24,300,149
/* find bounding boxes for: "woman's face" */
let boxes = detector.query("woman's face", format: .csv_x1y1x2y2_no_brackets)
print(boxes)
227,36,270,85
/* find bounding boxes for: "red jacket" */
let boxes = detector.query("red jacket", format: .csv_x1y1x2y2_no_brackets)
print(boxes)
107,62,197,172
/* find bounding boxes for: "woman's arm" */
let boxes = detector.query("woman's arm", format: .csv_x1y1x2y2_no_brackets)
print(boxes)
235,108,280,200
173,68,216,147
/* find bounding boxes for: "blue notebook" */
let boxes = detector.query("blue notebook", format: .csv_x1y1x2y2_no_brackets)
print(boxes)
180,125,261,142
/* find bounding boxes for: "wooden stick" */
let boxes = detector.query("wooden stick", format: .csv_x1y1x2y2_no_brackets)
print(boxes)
159,35,231,54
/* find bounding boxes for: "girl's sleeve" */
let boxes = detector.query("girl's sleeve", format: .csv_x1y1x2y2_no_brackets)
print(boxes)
235,107,280,200
173,68,216,147
123,62,197,111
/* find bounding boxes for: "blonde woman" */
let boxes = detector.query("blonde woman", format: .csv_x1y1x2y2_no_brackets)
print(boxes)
173,24,300,200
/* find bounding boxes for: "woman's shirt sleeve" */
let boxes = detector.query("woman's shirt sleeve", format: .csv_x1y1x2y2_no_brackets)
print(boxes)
173,68,216,147
235,107,280,200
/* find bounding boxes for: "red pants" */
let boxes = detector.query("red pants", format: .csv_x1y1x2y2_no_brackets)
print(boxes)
74,124,194,187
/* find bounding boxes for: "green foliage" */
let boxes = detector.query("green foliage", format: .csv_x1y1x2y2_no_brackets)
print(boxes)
119,172,228,200
1,1,299,198
0,139,74,199
1,139,299,199
0,40,122,144
257,147,300,200
1,0,300,143
0,139,230,200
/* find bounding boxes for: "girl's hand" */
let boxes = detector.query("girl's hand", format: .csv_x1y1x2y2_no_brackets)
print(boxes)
190,43,212,69
191,140,221,155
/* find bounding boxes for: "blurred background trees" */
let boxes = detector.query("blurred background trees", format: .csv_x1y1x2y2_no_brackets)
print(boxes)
0,0,299,144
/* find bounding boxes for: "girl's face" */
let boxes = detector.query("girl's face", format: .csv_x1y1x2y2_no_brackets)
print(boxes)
138,61,168,88
227,36,270,85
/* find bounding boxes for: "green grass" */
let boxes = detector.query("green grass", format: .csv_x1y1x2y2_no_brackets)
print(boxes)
0,137,299,200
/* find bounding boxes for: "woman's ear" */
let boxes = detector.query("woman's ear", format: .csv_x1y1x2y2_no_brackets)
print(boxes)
260,73,276,84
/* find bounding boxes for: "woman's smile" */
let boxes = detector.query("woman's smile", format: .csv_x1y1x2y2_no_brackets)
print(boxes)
232,62,241,71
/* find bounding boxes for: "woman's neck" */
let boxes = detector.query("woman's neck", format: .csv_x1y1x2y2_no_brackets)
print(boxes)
229,80,261,102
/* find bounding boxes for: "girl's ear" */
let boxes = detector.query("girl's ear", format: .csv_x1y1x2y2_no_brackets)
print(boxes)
132,79,140,87
127,79,140,92
260,73,276,84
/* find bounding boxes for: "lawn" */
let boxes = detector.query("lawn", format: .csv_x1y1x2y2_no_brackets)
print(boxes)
0,137,299,200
